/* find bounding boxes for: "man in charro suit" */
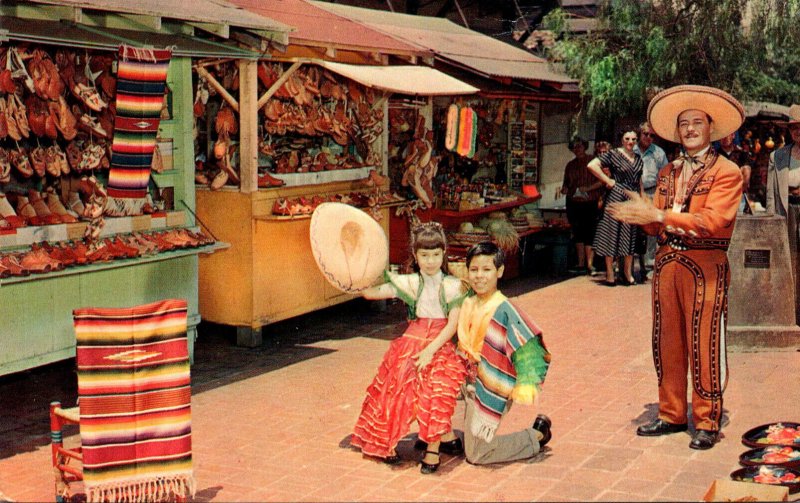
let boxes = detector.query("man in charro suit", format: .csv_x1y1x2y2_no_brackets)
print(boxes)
607,85,744,450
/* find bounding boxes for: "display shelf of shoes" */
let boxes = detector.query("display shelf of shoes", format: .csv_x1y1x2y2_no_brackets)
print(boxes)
250,178,390,219
269,166,375,187
0,240,228,286
0,212,190,249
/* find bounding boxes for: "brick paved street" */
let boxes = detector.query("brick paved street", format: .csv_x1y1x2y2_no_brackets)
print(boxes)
1,274,799,502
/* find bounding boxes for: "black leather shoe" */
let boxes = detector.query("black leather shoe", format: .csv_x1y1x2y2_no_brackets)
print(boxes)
383,454,401,465
533,414,552,447
420,450,440,474
439,437,463,456
689,430,719,450
636,419,688,437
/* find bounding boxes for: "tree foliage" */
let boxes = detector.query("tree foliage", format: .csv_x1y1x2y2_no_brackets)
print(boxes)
543,0,800,120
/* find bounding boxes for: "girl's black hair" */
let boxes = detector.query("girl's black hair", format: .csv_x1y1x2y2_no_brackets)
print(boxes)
466,241,504,269
409,221,448,273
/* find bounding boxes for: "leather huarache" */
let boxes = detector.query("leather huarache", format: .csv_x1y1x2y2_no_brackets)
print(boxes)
636,419,689,437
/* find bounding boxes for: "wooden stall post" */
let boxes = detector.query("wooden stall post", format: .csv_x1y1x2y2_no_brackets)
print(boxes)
238,59,259,194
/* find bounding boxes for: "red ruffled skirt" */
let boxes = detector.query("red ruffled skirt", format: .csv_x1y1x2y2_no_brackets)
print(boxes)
351,318,468,458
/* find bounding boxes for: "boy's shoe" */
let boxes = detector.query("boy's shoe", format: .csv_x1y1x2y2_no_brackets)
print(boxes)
439,437,464,456
533,414,552,447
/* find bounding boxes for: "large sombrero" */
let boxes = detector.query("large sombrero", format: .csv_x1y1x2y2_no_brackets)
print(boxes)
309,202,389,293
648,85,745,143
776,104,800,126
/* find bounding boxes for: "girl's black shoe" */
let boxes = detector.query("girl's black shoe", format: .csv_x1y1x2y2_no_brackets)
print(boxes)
420,451,440,474
383,454,401,465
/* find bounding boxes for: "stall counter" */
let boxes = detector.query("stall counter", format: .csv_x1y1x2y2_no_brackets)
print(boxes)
196,181,390,347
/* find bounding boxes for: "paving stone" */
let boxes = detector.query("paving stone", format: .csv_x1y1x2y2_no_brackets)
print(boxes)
1,274,798,502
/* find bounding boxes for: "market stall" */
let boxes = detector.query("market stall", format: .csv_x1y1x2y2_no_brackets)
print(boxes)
313,3,580,278
0,0,287,375
193,0,477,346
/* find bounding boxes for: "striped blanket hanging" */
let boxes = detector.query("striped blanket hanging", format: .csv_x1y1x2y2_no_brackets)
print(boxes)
106,45,172,216
74,299,195,503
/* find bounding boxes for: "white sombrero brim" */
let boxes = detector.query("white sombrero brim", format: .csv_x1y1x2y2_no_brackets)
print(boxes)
648,85,745,143
776,104,800,126
309,202,388,294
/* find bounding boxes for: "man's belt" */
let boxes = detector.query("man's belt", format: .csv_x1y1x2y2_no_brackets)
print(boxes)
659,234,730,251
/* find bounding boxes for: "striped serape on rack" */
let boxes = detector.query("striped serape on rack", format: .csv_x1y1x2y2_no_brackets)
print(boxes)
73,299,194,502
106,45,172,216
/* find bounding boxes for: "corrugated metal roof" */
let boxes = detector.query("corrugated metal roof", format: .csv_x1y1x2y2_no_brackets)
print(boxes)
23,0,293,33
2,16,260,58
310,1,576,85
225,0,427,56
317,61,477,95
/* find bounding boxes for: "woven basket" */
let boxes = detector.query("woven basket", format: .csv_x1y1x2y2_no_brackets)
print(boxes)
448,232,488,247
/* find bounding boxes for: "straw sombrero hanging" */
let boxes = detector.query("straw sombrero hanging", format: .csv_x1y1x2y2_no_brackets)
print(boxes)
647,85,745,142
310,203,389,293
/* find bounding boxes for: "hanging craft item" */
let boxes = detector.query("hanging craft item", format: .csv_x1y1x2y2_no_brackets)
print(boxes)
467,107,478,158
105,45,172,216
456,106,478,158
444,103,459,151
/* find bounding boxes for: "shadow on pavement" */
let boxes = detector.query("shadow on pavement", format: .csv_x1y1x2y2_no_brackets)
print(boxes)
0,273,567,461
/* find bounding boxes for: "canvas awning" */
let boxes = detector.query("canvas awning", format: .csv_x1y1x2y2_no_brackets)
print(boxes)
315,60,478,96
744,101,791,120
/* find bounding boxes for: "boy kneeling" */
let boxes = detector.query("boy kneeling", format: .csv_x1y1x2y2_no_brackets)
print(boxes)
458,242,553,464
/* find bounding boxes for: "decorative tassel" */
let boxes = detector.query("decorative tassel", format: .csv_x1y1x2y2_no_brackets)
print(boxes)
104,195,148,217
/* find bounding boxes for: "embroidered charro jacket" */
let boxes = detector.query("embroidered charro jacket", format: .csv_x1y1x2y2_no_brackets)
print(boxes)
642,151,742,250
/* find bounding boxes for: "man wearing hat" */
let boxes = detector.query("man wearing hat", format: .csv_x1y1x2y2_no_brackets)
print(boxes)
607,85,744,450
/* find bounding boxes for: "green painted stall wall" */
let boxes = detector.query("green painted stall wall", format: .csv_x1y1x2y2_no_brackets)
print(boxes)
0,255,200,376
0,56,201,377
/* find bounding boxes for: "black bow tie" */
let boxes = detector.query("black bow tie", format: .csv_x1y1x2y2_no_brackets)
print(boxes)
677,153,705,169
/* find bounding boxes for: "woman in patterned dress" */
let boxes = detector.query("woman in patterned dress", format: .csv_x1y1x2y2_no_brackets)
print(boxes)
587,130,644,286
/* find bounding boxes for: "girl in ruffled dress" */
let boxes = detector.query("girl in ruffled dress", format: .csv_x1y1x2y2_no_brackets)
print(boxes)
351,222,468,474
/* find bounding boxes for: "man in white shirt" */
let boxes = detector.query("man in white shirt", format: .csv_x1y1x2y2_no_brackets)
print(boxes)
634,122,669,272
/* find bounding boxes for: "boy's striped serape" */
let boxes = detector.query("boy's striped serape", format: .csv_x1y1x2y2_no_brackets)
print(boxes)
106,45,172,216
472,300,551,442
74,299,195,503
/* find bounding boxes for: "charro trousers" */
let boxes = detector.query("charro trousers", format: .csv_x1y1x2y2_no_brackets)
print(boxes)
651,247,730,432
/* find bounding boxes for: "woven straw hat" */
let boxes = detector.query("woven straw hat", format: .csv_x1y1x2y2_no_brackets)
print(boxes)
309,202,388,293
776,104,800,126
647,85,745,143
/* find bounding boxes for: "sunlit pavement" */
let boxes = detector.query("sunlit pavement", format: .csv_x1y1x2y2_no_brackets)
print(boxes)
1,273,798,502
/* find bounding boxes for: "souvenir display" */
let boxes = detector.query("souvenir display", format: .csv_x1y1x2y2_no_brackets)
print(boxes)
194,62,385,191
740,446,800,469
730,465,800,493
742,422,800,448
